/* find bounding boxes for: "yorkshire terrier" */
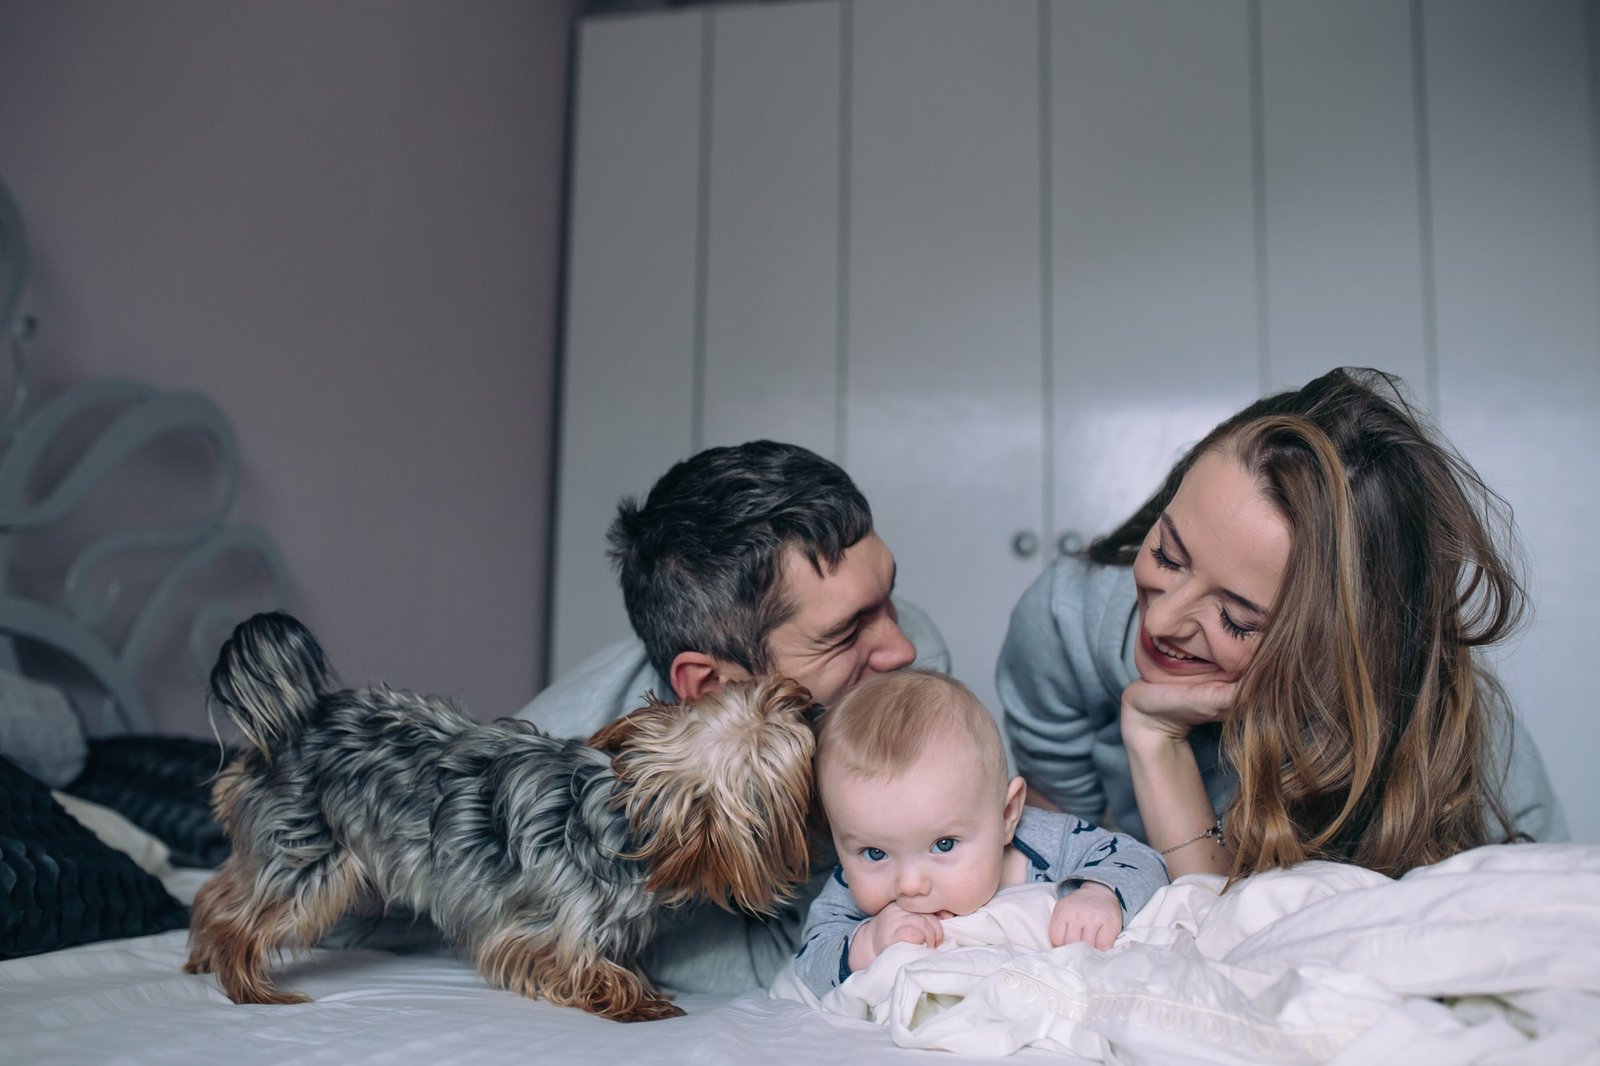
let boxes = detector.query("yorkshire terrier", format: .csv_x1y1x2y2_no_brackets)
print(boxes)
184,611,818,1022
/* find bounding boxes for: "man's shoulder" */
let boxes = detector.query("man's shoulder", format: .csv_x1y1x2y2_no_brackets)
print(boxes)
513,637,668,739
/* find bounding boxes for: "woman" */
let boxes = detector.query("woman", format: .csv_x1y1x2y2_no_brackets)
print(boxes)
998,368,1567,880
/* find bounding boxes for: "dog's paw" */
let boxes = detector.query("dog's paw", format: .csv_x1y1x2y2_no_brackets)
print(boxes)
215,977,312,1006
610,996,686,1023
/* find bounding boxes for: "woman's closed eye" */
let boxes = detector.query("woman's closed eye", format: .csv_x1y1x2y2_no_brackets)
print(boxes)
1219,606,1259,640
1150,543,1182,571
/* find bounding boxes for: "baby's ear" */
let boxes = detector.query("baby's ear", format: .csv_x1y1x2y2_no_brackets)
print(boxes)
1003,776,1027,838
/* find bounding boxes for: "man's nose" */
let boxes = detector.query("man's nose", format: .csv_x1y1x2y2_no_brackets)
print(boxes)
868,617,916,672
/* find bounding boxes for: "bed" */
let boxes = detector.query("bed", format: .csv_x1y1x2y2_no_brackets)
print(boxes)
4,175,1599,1066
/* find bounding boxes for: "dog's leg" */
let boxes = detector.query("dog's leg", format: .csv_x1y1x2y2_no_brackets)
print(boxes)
474,929,683,1022
185,854,364,1006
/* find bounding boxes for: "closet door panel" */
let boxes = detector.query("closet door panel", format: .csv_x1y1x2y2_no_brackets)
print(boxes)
701,1,843,457
1258,0,1429,394
552,12,704,679
847,0,1045,714
1049,0,1261,547
1425,0,1600,841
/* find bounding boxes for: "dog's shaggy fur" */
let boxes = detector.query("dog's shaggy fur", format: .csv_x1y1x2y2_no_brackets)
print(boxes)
184,612,817,1021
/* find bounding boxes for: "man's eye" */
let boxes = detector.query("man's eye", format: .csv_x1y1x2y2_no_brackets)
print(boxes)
933,838,956,854
863,847,886,862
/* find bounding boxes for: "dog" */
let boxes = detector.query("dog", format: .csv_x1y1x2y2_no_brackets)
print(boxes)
184,611,818,1021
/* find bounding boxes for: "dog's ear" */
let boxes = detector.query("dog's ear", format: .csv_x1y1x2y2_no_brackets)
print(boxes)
610,676,819,913
592,694,684,752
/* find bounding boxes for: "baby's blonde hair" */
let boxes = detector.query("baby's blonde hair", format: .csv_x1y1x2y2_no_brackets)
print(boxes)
816,670,1009,794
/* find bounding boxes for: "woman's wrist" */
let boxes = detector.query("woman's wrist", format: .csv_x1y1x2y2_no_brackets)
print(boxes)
1120,697,1193,750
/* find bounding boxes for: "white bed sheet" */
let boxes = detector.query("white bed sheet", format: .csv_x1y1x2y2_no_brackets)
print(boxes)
0,927,1077,1066
9,845,1600,1065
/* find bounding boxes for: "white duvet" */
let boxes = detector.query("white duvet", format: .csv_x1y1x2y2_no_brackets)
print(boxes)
771,843,1600,1064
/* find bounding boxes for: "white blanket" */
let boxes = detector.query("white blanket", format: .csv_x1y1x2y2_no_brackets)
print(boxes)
771,843,1600,1063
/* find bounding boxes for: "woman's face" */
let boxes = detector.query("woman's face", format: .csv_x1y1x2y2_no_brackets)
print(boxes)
1132,449,1291,685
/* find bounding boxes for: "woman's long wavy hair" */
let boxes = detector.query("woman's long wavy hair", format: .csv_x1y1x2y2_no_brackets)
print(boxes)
1091,368,1524,879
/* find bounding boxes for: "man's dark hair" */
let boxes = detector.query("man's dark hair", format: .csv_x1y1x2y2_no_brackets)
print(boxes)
608,440,874,682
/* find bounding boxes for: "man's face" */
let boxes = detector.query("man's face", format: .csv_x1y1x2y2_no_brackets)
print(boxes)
757,532,916,707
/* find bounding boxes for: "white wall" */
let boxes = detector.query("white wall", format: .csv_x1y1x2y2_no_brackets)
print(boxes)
556,0,1600,840
0,0,576,731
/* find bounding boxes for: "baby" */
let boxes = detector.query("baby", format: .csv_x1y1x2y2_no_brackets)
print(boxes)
794,670,1167,997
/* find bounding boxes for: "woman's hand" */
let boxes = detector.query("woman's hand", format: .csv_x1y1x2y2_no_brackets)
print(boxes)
1119,678,1236,746
1120,678,1234,878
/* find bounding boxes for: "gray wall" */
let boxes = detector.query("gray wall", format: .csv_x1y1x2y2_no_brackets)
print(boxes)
0,0,576,731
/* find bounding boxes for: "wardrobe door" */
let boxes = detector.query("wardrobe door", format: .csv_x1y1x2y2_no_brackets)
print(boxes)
1424,0,1600,841
1258,0,1430,394
846,0,1046,716
551,12,703,679
1048,0,1260,551
701,1,843,457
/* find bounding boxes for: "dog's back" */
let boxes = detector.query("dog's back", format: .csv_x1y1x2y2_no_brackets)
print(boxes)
192,612,816,1021
204,612,652,952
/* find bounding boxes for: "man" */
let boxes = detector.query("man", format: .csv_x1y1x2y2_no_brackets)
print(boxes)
517,439,949,992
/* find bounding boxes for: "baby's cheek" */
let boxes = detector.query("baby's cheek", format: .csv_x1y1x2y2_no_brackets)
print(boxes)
846,869,891,916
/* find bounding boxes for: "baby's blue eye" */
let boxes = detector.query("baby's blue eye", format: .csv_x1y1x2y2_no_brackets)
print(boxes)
933,838,956,853
863,847,886,862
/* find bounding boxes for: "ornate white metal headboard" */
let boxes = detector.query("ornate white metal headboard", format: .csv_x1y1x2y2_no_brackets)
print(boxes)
0,177,289,733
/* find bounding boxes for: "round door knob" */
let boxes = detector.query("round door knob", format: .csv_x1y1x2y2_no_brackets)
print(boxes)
1057,530,1085,556
1011,530,1040,558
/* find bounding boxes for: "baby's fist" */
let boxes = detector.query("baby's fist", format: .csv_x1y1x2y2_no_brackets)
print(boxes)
1049,881,1122,950
849,902,944,973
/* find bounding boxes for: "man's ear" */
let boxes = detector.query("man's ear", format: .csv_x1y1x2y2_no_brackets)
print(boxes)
668,651,745,702
1002,775,1027,841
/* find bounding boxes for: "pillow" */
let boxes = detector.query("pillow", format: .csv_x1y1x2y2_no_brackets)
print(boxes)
0,755,188,960
66,736,230,868
0,667,87,787
52,790,174,878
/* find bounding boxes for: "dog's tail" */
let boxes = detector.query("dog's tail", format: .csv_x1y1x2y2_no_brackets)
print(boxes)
209,611,334,758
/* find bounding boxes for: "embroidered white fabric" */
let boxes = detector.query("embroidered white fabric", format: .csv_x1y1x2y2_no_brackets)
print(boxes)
770,843,1600,1064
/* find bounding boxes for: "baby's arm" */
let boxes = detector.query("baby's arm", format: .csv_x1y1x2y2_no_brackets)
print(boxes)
1049,880,1122,949
795,870,863,997
1043,815,1170,949
796,870,949,997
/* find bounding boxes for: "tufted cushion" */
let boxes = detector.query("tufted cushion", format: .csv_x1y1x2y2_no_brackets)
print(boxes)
0,755,188,959
65,736,230,868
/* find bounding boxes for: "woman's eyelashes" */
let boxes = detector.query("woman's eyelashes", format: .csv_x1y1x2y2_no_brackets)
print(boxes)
1150,542,1261,641
1150,543,1182,571
1219,608,1257,640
